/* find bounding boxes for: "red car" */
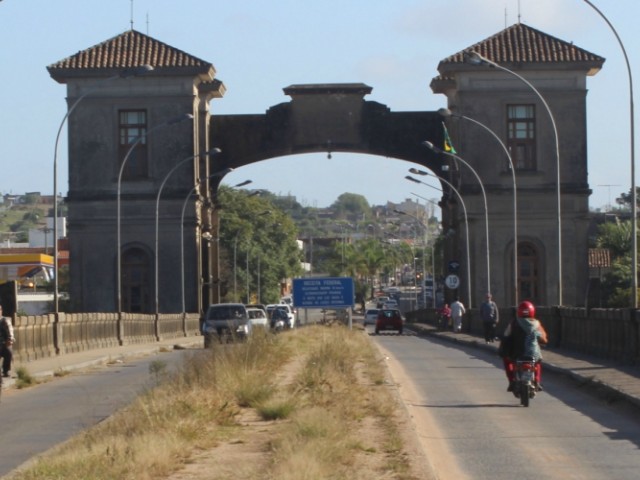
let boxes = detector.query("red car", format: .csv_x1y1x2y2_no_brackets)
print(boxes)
375,309,403,335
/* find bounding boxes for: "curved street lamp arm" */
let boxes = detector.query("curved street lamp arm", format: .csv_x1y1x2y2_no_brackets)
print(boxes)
582,0,636,306
52,65,152,314
438,108,519,304
423,142,491,294
465,50,562,305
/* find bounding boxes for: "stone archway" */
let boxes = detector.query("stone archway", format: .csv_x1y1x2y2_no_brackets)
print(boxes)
205,84,460,306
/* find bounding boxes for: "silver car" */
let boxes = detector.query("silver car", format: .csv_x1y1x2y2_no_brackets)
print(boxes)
364,308,379,326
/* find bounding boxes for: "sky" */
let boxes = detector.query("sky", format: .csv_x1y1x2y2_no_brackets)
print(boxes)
1,0,639,213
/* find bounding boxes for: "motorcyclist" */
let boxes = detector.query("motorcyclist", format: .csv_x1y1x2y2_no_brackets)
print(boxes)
499,300,548,393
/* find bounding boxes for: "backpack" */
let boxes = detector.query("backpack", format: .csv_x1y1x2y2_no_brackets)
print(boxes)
0,318,8,343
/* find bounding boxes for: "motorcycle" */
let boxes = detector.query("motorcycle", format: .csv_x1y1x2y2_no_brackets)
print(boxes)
270,310,287,333
513,356,537,407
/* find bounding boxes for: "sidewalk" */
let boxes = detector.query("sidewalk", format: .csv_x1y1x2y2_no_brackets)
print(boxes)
1,336,203,389
408,322,640,411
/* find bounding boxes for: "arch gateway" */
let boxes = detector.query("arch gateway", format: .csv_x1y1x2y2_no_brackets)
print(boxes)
48,24,603,314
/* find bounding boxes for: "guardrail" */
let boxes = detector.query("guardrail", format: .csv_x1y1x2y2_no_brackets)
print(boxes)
406,306,640,365
11,313,202,363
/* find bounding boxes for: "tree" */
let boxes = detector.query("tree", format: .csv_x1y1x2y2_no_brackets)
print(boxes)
331,193,371,220
595,219,638,307
217,186,302,304
615,187,640,211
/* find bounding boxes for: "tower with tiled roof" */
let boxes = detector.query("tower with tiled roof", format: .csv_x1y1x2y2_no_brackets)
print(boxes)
431,23,604,306
48,30,225,314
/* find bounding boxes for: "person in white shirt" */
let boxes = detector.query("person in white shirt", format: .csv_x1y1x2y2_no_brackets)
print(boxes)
450,298,466,333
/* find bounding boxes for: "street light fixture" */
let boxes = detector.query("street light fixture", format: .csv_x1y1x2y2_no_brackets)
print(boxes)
154,149,223,314
409,191,440,307
393,208,435,309
438,107,519,304
465,50,563,305
179,168,236,315
52,64,153,314
581,0,636,306
406,174,473,308
423,141,491,296
117,113,193,314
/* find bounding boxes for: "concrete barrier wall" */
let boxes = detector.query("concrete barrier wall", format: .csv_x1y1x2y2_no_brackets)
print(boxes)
11,313,203,364
409,306,640,365
10,308,640,366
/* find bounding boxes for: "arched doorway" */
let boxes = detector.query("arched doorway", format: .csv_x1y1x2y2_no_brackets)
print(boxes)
121,246,152,313
518,242,540,304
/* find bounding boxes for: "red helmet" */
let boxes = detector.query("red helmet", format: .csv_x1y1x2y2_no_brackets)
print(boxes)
517,301,535,318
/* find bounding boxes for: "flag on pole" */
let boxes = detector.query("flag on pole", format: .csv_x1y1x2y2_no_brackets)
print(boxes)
442,122,457,154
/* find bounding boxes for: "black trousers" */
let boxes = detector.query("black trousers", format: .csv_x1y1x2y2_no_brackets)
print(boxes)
0,343,12,375
483,322,497,342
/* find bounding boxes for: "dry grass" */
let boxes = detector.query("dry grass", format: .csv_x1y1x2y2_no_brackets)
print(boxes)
8,325,423,480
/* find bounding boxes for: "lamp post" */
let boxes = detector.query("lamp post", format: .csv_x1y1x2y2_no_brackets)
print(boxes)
394,209,431,309
438,108,519,304
406,174,473,308
465,51,563,305
409,192,439,308
154,150,224,314
117,113,193,314
581,0,636,306
52,65,153,314
423,141,491,297
179,169,238,315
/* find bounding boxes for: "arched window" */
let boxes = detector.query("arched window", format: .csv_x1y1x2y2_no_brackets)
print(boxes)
122,247,151,313
518,243,539,303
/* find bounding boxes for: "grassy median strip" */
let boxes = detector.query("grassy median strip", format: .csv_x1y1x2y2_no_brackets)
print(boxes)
9,325,419,480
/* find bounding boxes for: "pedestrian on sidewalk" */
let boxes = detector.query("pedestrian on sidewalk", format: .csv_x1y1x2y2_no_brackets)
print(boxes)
438,303,451,331
0,305,14,378
450,297,465,333
480,292,499,343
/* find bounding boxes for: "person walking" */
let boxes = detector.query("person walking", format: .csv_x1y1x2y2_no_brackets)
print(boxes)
0,305,14,378
480,292,499,343
438,303,451,331
450,297,466,333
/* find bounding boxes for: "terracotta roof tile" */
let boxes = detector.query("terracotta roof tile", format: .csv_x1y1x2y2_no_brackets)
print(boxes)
48,29,213,77
439,23,604,69
588,248,611,268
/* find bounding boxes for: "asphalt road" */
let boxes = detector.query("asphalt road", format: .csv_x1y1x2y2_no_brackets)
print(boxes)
370,327,640,480
0,348,196,478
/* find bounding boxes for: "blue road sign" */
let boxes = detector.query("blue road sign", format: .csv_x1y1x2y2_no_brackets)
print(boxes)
292,277,355,309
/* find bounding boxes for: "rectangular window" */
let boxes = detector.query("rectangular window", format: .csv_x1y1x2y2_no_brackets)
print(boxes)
507,105,536,171
119,110,148,179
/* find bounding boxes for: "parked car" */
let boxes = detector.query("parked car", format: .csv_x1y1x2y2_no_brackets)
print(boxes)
375,308,403,335
364,308,379,326
202,303,249,347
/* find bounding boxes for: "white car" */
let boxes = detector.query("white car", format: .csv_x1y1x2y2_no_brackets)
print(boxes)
364,308,379,326
383,299,398,310
246,307,269,334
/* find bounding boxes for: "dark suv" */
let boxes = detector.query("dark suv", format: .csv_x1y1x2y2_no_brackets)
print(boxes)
375,309,403,335
202,303,249,347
